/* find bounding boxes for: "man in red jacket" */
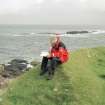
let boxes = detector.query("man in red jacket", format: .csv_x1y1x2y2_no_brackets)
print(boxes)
40,34,69,80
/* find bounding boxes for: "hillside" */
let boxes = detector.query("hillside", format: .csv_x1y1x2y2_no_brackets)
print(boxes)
0,47,105,105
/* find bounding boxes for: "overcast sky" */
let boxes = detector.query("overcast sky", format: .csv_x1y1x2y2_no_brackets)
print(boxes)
0,0,105,25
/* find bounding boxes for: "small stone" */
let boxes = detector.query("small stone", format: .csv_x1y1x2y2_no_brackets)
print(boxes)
65,89,69,92
53,88,58,92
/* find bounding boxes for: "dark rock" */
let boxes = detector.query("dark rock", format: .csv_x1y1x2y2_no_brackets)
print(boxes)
66,31,89,34
9,59,28,65
1,59,33,78
2,71,13,78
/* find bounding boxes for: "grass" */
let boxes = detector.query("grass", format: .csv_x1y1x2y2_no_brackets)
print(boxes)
0,47,105,105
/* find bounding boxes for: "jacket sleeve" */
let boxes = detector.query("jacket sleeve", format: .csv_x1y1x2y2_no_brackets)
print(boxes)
58,42,69,63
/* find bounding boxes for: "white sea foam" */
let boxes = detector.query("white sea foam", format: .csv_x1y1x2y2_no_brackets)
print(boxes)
30,33,35,35
59,34,90,38
13,33,35,37
13,34,25,37
91,30,105,34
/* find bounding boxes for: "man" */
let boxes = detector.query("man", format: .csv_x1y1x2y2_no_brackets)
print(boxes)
40,34,69,80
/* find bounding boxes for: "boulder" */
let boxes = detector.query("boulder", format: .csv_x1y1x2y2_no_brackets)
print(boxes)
1,59,33,78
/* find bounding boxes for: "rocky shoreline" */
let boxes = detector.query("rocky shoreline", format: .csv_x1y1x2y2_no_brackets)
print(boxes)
0,59,39,89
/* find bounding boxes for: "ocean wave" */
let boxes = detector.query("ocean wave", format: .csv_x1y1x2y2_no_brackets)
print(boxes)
13,32,36,37
91,30,105,34
60,34,90,38
35,33,90,38
30,33,35,35
11,30,105,38
37,32,57,35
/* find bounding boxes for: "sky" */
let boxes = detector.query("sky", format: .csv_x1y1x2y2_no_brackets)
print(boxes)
0,0,105,25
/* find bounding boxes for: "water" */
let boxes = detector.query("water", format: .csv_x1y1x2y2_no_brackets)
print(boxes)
0,24,105,63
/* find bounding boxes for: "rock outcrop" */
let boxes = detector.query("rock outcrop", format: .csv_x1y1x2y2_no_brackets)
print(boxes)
1,59,33,78
0,59,40,88
66,31,89,34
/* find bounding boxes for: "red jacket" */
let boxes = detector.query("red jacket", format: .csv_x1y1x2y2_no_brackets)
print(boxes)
50,42,69,63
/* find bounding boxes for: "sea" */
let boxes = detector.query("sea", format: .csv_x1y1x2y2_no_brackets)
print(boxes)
0,24,105,64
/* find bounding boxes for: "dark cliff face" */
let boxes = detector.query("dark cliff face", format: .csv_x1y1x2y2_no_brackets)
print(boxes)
66,31,89,34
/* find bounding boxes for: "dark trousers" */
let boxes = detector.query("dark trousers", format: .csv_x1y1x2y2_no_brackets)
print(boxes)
40,57,61,76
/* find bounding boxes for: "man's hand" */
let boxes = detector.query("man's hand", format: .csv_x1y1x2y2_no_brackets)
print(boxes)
47,53,51,58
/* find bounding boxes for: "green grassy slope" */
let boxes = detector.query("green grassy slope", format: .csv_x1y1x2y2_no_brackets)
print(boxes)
0,47,105,105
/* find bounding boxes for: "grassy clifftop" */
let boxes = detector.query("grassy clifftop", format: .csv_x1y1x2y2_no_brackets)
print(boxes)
0,47,105,105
